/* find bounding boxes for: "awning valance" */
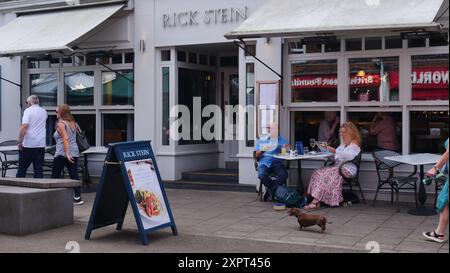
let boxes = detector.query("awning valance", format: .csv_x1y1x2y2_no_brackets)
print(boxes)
225,0,445,39
0,4,124,56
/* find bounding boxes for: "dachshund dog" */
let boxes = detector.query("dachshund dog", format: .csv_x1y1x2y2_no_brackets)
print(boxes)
288,208,328,232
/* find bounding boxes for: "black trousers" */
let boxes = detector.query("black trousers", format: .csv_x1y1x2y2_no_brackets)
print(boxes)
16,147,45,178
51,156,81,198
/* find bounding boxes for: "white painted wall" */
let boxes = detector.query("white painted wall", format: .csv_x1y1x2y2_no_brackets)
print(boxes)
153,0,266,47
0,13,21,143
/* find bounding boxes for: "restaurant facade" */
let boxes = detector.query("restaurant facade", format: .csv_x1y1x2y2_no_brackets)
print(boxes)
0,0,448,202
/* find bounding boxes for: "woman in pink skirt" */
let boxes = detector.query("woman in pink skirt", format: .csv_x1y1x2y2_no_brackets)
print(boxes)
304,122,362,210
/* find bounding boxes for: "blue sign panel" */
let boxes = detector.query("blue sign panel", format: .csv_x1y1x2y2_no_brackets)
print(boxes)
85,141,177,245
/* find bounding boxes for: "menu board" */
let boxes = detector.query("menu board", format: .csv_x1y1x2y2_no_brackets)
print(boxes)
85,141,177,245
256,81,280,137
125,159,171,230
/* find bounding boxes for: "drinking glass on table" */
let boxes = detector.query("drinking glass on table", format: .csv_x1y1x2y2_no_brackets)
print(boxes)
309,138,316,151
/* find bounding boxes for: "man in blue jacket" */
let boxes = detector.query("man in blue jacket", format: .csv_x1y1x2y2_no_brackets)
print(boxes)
255,123,289,201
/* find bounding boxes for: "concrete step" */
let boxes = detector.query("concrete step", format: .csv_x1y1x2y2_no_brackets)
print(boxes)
181,169,239,184
163,180,256,193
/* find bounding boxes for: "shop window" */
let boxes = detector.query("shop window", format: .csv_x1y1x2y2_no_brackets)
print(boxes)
345,38,362,51
411,54,449,101
348,112,402,153
28,56,59,69
199,54,208,65
188,52,197,64
324,39,341,52
177,51,186,62
63,57,73,67
112,53,123,64
73,56,85,66
209,56,217,66
102,71,134,105
30,73,58,106
408,37,426,48
349,57,399,102
385,36,403,49
305,43,322,53
292,111,341,149
178,68,216,145
162,67,170,146
73,114,96,146
291,59,338,102
65,72,94,106
103,114,134,146
45,115,58,146
365,37,382,50
161,50,171,62
410,111,449,154
125,53,134,64
245,44,256,56
429,32,449,47
220,56,238,67
86,53,98,66
289,41,304,54
246,63,255,147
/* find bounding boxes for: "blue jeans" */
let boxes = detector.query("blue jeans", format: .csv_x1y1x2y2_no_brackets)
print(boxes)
258,161,288,196
16,148,45,178
51,156,81,198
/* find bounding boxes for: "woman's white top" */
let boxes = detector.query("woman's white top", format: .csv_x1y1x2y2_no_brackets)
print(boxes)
334,143,361,176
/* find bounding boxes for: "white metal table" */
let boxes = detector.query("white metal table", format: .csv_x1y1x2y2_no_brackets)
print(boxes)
385,153,442,216
81,146,109,187
273,152,331,195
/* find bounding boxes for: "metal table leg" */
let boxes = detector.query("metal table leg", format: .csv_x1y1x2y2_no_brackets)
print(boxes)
408,165,437,216
83,153,92,188
297,159,304,196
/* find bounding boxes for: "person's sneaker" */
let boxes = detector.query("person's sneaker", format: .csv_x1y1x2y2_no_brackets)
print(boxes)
73,197,84,205
423,231,445,243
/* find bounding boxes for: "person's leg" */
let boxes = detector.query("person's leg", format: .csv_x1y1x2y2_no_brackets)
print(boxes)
258,165,273,200
32,148,45,178
51,156,65,179
16,148,33,178
436,204,449,235
271,162,288,187
66,158,81,200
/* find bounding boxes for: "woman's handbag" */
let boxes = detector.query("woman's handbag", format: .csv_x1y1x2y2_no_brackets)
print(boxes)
75,123,90,153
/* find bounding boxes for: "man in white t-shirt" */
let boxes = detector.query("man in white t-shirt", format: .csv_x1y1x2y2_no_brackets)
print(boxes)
16,95,48,178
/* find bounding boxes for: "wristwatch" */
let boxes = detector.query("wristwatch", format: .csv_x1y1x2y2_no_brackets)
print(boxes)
432,166,440,172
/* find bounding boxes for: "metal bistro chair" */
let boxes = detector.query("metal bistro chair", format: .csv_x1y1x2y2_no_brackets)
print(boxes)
372,150,418,212
0,140,20,177
324,150,365,203
253,151,289,201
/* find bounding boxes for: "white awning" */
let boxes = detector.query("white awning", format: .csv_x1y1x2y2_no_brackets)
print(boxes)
225,0,445,39
0,4,124,56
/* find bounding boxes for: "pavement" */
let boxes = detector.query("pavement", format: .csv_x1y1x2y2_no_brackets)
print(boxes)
0,188,448,253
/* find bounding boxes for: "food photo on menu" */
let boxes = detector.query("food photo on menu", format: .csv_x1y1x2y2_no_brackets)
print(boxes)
125,159,171,229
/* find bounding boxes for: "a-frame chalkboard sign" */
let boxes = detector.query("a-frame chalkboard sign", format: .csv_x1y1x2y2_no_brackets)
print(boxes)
85,141,177,245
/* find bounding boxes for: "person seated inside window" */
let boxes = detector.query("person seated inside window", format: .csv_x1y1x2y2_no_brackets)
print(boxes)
304,122,362,210
255,123,289,201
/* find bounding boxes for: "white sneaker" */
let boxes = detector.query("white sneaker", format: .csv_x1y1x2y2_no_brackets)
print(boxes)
73,197,84,205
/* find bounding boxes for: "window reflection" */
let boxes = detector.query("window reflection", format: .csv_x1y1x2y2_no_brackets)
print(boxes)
103,114,134,145
349,57,399,102
291,60,338,102
30,73,57,106
65,72,94,106
102,71,134,105
410,111,449,154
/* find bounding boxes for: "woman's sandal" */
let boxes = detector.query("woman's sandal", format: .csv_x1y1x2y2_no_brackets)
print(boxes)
303,200,321,210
